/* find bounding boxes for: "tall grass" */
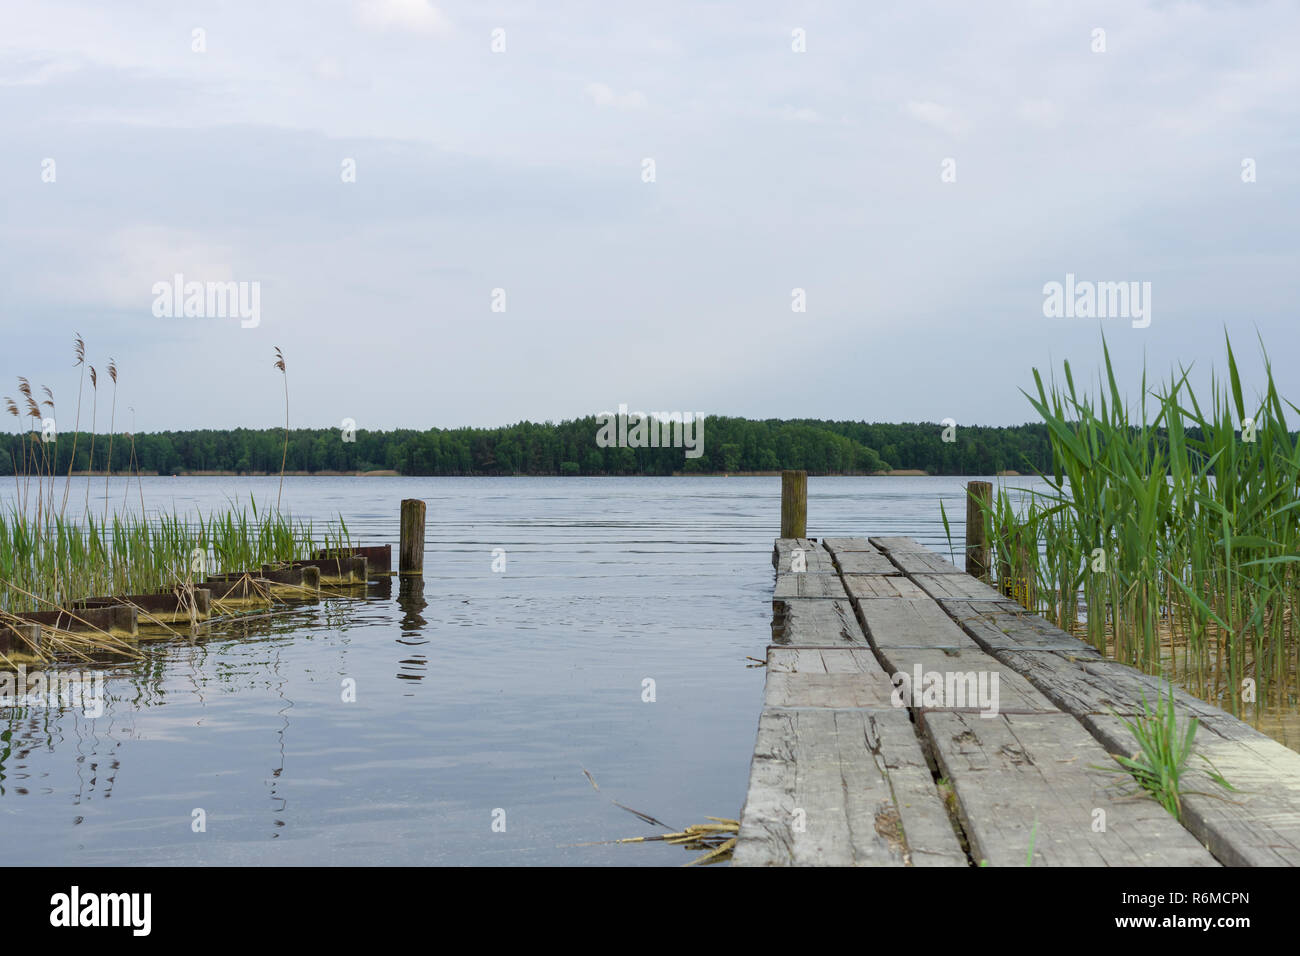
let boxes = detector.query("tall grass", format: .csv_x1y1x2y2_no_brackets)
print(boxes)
0,502,350,614
1,336,347,632
981,333,1300,718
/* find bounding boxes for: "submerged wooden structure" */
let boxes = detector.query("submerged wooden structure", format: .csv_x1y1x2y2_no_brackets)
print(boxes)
734,475,1300,866
1,544,395,663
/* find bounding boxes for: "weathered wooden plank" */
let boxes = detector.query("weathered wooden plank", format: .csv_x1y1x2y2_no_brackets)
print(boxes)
821,537,879,553
773,573,848,600
773,538,822,561
857,598,976,649
1086,714,1300,867
871,715,969,867
772,598,867,646
887,550,964,574
774,546,837,573
920,712,1219,867
939,599,1106,654
734,708,966,866
844,575,927,600
872,646,1062,715
834,551,899,574
913,573,1008,602
869,536,929,552
764,647,896,709
921,587,1170,714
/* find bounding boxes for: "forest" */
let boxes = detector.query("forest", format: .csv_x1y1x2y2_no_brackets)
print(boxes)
0,417,1054,477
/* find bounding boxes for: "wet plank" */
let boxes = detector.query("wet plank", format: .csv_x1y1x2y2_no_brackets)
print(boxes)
772,598,867,646
920,711,1220,867
764,646,896,709
734,708,966,866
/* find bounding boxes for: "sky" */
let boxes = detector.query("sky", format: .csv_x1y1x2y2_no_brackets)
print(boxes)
1,0,1297,432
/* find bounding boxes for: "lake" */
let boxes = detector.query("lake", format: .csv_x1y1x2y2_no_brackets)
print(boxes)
0,474,1023,865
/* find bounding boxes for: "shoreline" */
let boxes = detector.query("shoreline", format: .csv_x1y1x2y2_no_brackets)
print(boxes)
35,469,1024,479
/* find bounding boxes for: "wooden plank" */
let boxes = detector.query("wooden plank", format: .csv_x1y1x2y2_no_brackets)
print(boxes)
857,598,976,649
872,646,1062,715
887,550,964,574
774,547,837,573
764,646,896,709
939,599,1106,653
844,575,927,600
773,573,847,600
834,552,898,574
1086,714,1300,867
913,573,1008,602
869,536,929,552
920,711,1219,867
871,715,970,867
773,538,824,569
821,537,879,553
772,598,867,646
734,708,966,866
943,601,1300,866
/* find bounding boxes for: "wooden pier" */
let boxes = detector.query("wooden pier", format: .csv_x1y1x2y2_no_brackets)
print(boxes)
734,478,1300,866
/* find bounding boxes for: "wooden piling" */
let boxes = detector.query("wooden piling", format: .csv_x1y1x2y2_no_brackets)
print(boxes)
0,622,41,656
400,499,426,575
965,480,992,581
780,471,807,539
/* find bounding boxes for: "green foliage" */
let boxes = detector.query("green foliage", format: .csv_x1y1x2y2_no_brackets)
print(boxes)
983,332,1300,713
1096,684,1235,820
0,418,1056,477
0,503,343,614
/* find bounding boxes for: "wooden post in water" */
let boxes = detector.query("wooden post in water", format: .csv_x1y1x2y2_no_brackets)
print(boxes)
965,480,992,581
399,499,426,575
780,471,808,538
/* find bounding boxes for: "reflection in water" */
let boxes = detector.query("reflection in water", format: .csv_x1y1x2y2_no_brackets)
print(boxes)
396,576,428,686
1,474,1016,865
397,576,427,636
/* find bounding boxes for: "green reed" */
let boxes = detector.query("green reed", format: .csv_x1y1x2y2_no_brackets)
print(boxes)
978,333,1300,718
0,502,345,614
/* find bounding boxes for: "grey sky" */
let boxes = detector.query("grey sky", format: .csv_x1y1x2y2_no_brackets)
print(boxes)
2,0,1297,431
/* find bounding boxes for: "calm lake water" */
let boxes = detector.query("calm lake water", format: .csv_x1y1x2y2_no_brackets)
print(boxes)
0,475,1013,866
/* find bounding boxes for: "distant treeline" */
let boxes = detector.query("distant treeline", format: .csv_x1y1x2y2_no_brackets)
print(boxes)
0,418,1055,477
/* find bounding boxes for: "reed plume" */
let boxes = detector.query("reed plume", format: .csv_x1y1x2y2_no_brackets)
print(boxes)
104,358,118,515
84,364,97,517
61,333,86,518
274,347,288,511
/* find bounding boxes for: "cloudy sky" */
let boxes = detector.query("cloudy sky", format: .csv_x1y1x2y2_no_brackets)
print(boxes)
2,0,1297,431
